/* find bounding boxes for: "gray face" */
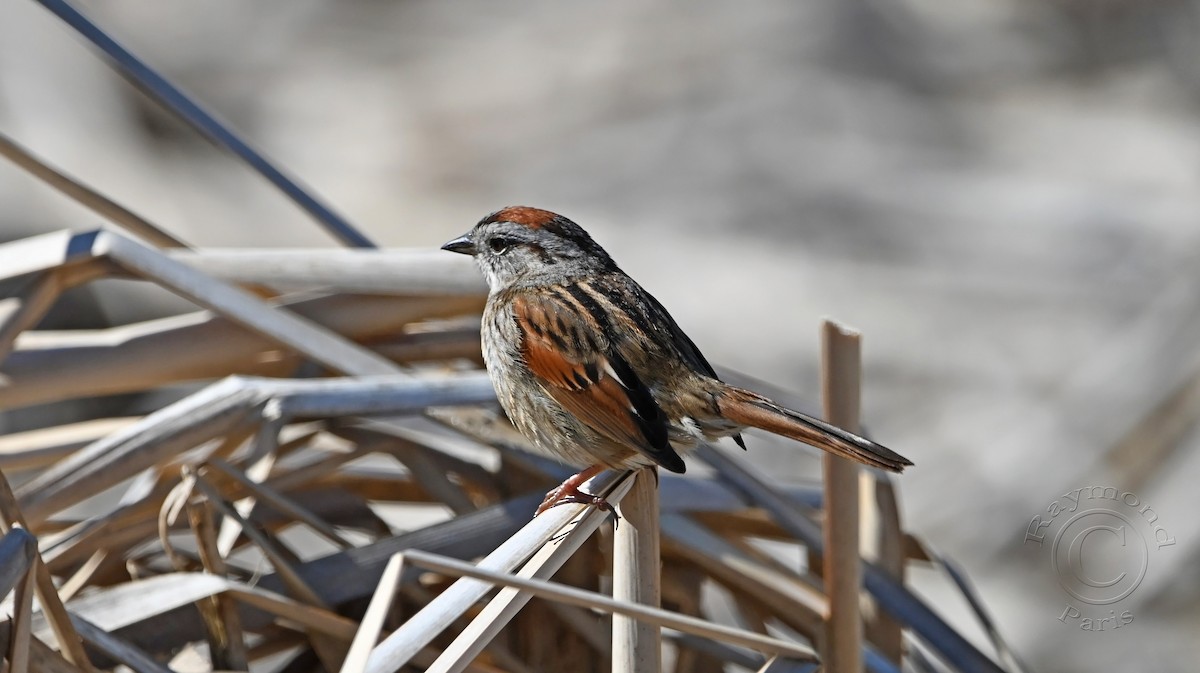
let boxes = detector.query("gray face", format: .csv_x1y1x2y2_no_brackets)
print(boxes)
442,213,617,292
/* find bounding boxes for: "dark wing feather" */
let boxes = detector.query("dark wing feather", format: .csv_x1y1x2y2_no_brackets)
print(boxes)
639,289,719,378
637,285,748,450
511,291,684,473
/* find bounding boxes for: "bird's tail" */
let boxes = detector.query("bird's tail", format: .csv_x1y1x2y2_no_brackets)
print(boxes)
716,386,912,472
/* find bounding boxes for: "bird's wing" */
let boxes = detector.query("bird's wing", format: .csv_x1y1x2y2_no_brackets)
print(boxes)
510,288,684,473
633,282,748,449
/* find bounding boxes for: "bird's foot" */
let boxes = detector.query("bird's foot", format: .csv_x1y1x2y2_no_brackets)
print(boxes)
535,465,612,516
540,488,612,513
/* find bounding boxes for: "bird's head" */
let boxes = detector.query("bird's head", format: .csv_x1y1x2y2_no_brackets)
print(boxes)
441,206,617,292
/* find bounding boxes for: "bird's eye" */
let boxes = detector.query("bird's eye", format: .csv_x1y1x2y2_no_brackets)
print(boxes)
488,236,517,254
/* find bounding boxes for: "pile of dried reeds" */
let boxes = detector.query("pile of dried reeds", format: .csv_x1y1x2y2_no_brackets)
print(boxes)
0,3,1025,672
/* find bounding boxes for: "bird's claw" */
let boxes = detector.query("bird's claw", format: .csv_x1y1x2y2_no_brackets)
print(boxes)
536,486,621,527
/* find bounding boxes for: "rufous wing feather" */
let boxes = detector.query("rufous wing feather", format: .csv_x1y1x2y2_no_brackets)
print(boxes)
716,386,911,472
511,293,685,473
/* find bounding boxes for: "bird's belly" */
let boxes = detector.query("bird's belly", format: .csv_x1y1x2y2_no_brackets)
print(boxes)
481,308,715,471
481,317,631,469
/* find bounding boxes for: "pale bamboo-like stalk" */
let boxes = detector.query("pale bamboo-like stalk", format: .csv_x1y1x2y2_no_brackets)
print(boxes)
165,248,485,296
0,132,188,248
820,319,864,673
0,293,482,410
425,472,635,673
397,549,818,662
0,228,402,375
612,468,662,673
17,372,495,525
98,230,399,375
340,553,406,673
0,418,139,472
362,470,628,673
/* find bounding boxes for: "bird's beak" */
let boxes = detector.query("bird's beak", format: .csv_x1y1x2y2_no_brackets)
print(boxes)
441,234,477,256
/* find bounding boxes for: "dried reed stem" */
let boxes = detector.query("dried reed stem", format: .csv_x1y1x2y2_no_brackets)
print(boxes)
425,472,634,673
398,549,818,662
612,468,662,673
0,131,188,248
820,319,864,673
340,553,406,673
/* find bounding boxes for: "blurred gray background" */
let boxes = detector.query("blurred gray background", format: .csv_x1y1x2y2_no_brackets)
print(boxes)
2,0,1199,671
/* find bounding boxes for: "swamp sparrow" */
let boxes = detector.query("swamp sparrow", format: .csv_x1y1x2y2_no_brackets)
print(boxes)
443,207,911,514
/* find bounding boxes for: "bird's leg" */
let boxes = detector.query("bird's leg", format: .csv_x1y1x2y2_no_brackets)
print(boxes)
536,464,609,515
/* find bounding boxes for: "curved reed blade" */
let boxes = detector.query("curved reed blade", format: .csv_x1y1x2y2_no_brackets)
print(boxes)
30,0,375,248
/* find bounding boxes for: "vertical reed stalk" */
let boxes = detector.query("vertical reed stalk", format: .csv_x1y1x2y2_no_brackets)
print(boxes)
820,319,864,673
612,468,662,673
